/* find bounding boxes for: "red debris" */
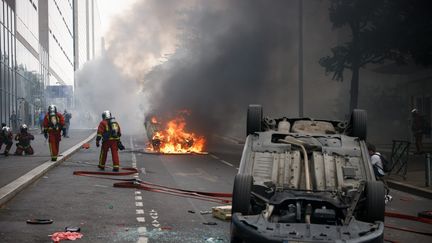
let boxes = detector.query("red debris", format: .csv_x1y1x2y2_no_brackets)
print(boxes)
51,232,83,242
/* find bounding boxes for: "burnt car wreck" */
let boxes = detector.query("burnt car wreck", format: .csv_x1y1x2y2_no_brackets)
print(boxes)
231,105,385,243
144,113,205,154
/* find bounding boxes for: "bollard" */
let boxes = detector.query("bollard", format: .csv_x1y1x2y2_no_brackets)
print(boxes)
426,153,431,187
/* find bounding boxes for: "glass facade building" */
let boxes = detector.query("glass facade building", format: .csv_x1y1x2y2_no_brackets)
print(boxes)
0,0,16,126
0,0,100,128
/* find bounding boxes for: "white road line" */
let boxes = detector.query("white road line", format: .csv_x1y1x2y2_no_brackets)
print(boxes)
219,159,234,167
132,138,149,243
138,227,147,235
137,238,148,243
137,227,148,243
210,154,219,160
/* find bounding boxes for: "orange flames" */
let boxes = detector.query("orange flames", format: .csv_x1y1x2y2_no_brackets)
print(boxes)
148,115,206,154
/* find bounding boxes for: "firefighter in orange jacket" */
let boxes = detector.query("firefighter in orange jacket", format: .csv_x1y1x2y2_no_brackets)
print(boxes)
43,105,65,161
96,110,124,172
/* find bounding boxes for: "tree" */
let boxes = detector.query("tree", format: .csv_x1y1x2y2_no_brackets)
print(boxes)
320,0,432,112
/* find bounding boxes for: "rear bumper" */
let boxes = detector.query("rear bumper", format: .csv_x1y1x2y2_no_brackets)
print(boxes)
231,213,384,243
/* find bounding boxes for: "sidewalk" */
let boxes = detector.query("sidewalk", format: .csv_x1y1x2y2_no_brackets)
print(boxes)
377,144,432,199
0,128,96,206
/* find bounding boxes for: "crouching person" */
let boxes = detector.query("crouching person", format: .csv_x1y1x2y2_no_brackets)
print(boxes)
0,125,13,156
15,124,35,155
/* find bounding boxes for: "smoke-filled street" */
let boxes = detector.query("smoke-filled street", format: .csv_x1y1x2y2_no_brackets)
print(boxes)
1,0,432,242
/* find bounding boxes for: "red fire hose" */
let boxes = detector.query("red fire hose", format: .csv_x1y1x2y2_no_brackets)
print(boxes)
73,167,231,204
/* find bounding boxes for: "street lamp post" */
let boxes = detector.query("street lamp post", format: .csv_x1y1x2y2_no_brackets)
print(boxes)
298,0,304,117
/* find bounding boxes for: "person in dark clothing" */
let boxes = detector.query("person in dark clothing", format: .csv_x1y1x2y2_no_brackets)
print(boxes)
63,110,72,138
9,111,20,132
411,109,427,154
367,142,392,203
0,126,13,156
39,112,45,134
14,124,35,155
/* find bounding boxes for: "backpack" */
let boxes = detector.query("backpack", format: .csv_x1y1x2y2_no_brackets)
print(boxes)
109,120,120,138
375,153,392,173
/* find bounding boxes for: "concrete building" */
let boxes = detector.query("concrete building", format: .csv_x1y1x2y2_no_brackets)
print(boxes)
73,0,102,72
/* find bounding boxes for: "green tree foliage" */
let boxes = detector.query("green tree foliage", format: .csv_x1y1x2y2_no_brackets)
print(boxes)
320,0,432,112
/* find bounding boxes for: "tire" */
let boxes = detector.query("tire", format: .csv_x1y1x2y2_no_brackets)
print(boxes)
230,225,243,243
361,181,385,223
350,109,367,140
232,174,253,215
246,104,263,136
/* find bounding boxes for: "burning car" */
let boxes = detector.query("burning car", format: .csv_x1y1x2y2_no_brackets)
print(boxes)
144,112,206,154
230,105,385,243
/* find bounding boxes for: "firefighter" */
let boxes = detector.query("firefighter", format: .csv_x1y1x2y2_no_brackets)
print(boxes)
96,110,124,172
43,105,65,161
0,126,13,156
14,124,35,155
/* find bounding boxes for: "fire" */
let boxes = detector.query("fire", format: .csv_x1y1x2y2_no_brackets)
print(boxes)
147,115,206,154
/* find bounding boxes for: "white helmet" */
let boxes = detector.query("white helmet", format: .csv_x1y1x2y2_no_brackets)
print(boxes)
20,124,28,132
2,126,11,133
102,110,112,120
48,104,57,114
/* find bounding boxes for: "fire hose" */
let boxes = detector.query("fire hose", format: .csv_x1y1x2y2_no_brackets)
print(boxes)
73,168,431,236
73,167,231,204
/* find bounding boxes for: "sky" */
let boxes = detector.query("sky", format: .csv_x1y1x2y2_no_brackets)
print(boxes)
96,0,137,37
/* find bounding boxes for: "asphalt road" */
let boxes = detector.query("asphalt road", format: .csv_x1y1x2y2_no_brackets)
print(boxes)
0,134,430,243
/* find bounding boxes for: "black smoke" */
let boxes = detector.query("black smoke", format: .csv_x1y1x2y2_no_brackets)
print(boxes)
113,0,300,138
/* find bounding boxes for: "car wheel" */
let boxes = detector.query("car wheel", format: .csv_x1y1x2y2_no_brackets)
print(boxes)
350,109,367,140
361,181,385,223
247,104,263,136
232,174,252,215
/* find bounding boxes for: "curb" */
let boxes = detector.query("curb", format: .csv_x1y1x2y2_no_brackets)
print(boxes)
0,132,96,207
387,179,432,200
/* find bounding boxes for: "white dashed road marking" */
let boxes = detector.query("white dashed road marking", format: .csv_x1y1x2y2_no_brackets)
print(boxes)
210,153,236,168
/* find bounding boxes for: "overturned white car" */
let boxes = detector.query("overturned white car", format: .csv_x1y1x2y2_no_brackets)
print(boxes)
231,105,385,243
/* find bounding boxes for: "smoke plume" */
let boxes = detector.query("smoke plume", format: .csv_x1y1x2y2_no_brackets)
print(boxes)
103,0,301,138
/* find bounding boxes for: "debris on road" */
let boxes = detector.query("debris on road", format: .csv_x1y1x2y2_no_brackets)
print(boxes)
51,232,83,242
212,205,232,220
81,143,90,149
161,226,172,230
187,210,195,214
199,210,212,215
202,222,217,225
26,219,53,224
205,237,224,242
65,226,81,232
